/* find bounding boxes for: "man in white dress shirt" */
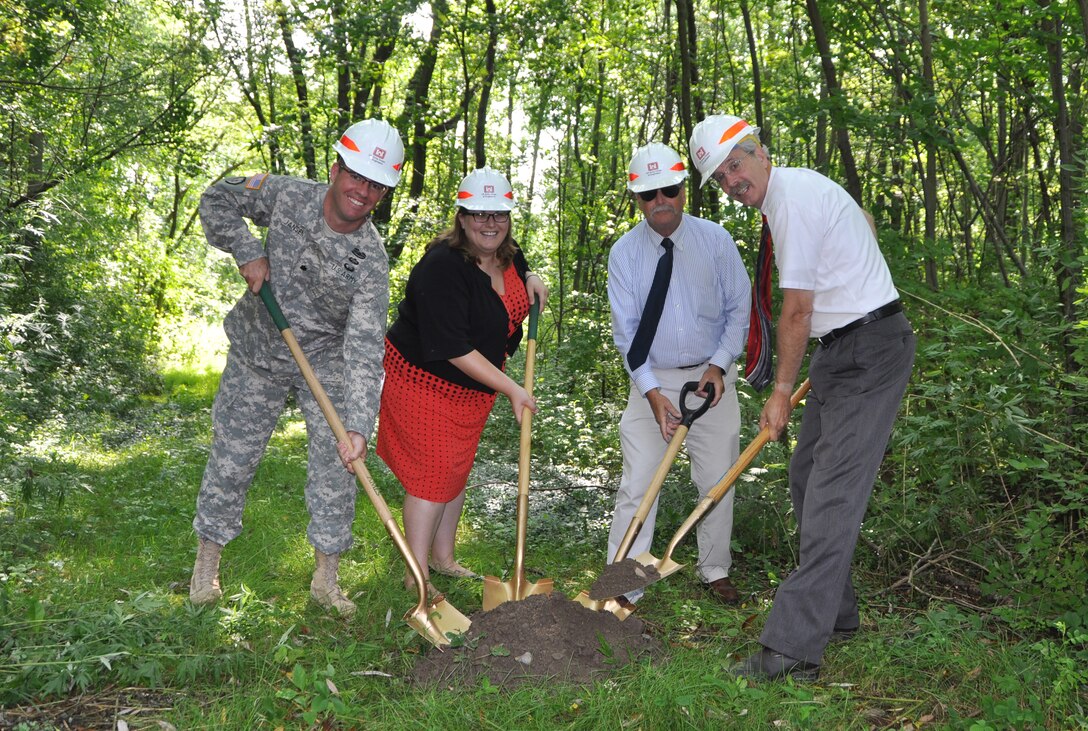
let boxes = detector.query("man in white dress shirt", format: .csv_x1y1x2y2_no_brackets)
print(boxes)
690,114,915,681
605,142,752,606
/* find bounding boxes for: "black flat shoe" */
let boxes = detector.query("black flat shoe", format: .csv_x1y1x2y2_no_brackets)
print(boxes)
730,647,820,682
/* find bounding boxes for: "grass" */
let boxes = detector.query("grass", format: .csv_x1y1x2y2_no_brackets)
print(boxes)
1,360,1085,729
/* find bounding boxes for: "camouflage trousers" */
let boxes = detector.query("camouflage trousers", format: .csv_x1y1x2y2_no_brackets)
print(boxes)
193,348,358,554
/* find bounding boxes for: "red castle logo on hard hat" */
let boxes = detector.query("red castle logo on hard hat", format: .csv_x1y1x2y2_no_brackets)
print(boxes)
648,162,659,172
696,146,707,160
484,185,495,194
373,147,386,160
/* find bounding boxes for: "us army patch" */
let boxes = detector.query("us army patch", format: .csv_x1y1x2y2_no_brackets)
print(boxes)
245,173,269,190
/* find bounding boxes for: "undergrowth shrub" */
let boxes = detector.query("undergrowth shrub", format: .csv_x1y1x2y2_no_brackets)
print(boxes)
868,281,1087,630
0,592,249,704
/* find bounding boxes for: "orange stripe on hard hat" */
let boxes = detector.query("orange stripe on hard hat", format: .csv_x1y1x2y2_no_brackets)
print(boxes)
458,191,474,199
670,162,685,171
393,162,402,171
718,119,750,145
629,173,639,181
504,191,514,199
339,135,361,152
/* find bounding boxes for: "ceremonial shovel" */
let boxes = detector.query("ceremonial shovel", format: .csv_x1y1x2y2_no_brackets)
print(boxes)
621,379,811,599
573,380,714,618
259,283,470,647
482,298,555,610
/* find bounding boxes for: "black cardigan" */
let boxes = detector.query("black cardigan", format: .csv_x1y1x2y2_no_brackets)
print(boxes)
386,242,530,393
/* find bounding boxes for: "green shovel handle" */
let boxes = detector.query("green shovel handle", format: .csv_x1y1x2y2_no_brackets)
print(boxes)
526,297,539,340
259,282,290,332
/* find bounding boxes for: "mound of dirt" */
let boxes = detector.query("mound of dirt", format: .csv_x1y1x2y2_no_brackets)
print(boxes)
412,592,660,689
588,558,661,600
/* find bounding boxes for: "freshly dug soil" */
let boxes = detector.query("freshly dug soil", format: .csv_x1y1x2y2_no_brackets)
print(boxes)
588,558,661,599
412,592,660,688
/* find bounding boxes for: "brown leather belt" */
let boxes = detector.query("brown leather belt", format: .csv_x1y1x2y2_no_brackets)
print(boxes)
816,300,903,348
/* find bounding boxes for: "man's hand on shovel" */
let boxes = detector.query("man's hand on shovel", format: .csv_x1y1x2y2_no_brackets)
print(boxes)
336,432,367,474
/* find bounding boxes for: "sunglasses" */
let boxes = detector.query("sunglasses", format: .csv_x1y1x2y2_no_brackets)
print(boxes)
637,184,682,202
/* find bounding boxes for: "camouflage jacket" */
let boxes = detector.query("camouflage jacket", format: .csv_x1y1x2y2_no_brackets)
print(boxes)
199,173,388,437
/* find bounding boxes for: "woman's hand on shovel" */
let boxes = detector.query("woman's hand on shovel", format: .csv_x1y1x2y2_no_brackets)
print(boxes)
336,431,368,473
506,385,537,424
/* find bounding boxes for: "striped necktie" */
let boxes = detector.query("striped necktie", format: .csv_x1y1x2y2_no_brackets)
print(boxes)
744,217,774,391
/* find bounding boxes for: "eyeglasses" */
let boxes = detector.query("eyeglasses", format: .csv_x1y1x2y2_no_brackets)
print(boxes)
637,184,682,202
339,165,389,195
466,211,510,223
711,151,753,187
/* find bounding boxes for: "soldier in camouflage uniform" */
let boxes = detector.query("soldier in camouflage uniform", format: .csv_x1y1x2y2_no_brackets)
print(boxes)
189,120,405,618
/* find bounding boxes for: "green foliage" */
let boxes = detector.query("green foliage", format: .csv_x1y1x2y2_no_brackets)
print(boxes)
855,277,1088,633
0,591,248,704
274,663,352,727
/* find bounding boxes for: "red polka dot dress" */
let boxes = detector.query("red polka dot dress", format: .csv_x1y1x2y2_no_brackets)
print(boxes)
377,264,530,503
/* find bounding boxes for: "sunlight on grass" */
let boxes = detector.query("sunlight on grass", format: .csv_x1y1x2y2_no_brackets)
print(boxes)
158,317,229,373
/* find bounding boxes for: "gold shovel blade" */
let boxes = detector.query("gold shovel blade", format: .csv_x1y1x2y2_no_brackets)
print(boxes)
632,551,685,581
571,590,635,621
481,574,554,611
405,596,471,648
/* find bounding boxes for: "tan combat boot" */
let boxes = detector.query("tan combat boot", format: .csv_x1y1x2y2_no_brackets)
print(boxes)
311,549,356,618
189,537,224,605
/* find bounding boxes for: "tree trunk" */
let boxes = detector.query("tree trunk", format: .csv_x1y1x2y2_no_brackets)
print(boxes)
918,0,939,290
473,0,498,168
740,0,765,145
805,0,863,203
674,0,702,214
275,0,316,179
1038,0,1081,371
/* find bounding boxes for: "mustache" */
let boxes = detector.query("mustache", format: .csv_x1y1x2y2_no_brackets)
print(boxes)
650,203,677,216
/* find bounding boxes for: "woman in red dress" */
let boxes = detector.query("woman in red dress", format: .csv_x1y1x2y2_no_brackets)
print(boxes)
377,168,549,592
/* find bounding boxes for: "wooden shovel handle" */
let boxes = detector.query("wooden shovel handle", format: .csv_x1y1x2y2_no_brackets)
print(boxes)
258,284,428,589
706,379,811,502
512,298,539,592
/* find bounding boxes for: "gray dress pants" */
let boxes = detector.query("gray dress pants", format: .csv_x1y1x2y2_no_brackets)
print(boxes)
760,312,915,664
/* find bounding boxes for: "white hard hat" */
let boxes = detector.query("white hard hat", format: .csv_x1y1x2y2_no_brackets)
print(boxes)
333,119,405,188
689,115,760,188
627,142,689,193
456,167,515,211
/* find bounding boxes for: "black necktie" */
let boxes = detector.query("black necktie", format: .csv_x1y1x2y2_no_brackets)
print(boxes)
744,216,774,391
627,237,674,372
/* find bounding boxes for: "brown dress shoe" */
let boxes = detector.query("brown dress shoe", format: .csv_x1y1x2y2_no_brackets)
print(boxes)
706,577,740,605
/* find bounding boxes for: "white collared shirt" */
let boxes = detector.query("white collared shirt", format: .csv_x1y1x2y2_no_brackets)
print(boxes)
608,214,751,395
761,167,898,337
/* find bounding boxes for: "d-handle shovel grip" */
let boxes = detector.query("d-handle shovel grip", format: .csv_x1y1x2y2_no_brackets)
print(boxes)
654,379,813,569
610,379,715,562
678,380,714,428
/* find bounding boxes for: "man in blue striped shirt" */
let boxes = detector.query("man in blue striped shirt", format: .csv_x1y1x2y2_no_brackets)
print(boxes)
605,142,752,606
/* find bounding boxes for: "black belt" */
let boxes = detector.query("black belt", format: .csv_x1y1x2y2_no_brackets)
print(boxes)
817,300,903,347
